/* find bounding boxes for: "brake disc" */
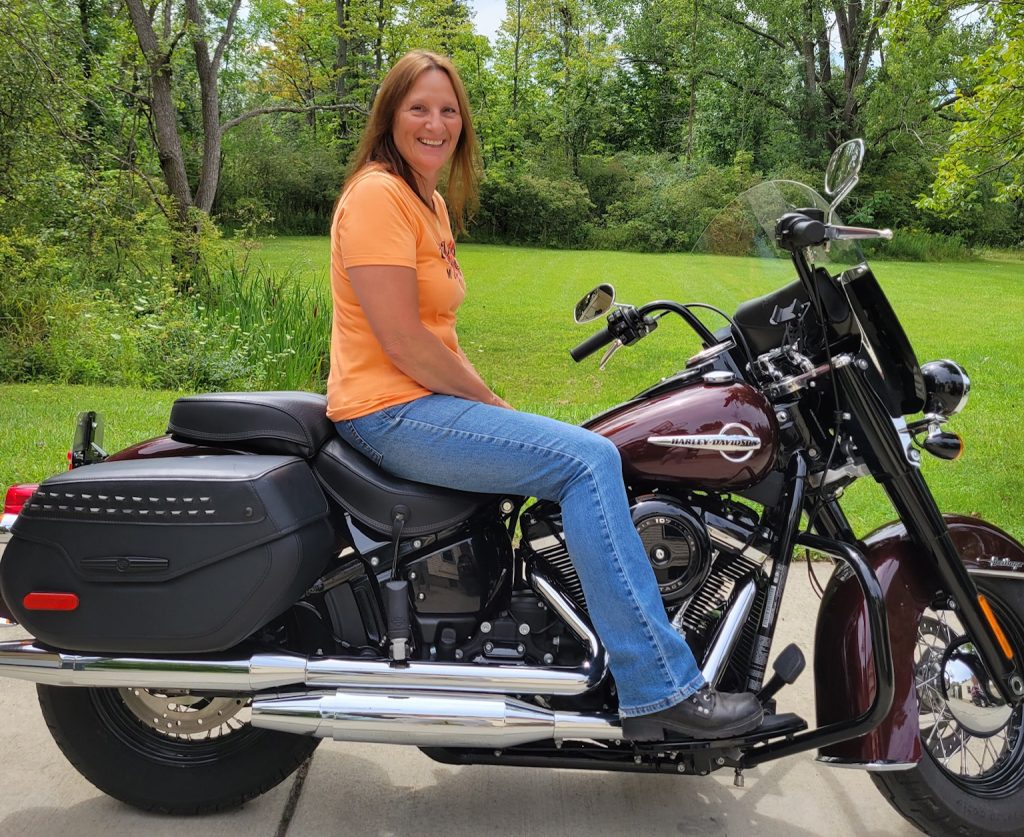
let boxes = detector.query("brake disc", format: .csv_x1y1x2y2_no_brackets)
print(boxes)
119,687,247,736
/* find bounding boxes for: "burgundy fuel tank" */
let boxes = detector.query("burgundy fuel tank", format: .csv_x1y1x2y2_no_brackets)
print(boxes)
586,379,779,490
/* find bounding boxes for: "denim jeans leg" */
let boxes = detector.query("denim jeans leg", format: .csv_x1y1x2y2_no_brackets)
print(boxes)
336,394,706,716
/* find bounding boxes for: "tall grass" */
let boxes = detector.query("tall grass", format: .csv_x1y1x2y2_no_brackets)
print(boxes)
199,264,331,391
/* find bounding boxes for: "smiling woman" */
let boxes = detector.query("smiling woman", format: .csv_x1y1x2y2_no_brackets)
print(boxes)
324,49,766,741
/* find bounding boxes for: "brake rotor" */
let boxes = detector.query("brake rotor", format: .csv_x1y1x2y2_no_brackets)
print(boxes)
119,688,247,736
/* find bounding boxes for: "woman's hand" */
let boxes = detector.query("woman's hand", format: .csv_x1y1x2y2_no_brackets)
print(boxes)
348,264,509,408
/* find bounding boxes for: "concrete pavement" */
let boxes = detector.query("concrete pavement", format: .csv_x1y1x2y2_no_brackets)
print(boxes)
0,539,919,836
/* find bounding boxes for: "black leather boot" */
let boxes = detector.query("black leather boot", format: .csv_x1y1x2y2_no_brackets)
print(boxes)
621,686,764,741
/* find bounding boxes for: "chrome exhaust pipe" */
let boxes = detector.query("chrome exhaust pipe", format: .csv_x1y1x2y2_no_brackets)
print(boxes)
0,571,606,696
251,689,622,748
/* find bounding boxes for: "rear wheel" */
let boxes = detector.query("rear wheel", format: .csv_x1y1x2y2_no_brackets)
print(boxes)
38,684,319,814
872,579,1024,836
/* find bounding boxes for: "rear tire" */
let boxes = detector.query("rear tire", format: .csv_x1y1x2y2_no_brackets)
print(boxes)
38,684,320,814
871,578,1024,836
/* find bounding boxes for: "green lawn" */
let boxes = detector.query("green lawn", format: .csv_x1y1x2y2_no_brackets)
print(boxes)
3,238,1022,541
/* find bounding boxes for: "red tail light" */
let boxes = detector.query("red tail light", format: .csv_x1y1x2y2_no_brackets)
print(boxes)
4,484,38,516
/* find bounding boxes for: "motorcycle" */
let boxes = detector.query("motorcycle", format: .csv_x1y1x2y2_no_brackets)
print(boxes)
1,140,1022,835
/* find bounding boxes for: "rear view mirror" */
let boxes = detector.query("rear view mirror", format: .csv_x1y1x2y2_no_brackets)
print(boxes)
574,284,615,323
824,139,865,221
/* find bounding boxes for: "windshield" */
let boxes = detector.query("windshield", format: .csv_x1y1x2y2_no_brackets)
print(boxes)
692,180,866,279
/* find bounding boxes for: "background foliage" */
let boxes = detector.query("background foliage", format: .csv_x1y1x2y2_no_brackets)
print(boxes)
0,0,1021,393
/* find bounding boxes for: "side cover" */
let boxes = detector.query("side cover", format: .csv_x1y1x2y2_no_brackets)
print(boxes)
1,455,333,654
814,515,1024,766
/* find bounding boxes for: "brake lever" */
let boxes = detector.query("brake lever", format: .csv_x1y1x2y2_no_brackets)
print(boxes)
599,339,624,371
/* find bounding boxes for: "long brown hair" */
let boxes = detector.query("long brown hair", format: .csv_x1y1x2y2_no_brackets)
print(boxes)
345,50,479,234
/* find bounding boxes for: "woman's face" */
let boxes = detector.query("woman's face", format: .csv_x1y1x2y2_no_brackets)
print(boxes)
391,68,463,192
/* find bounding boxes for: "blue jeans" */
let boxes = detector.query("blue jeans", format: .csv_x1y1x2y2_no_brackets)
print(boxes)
335,394,705,716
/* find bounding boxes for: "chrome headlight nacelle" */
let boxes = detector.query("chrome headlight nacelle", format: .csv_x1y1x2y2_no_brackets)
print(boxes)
921,359,971,418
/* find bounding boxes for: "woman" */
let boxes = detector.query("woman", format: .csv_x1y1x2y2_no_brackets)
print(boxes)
327,49,762,740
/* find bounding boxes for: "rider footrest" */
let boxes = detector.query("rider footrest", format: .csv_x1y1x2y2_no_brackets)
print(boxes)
636,712,807,750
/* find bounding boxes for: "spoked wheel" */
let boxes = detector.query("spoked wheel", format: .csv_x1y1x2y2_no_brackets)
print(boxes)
38,684,319,814
872,579,1024,836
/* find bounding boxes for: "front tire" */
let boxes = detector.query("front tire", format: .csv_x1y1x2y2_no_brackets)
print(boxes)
872,578,1024,836
38,684,320,814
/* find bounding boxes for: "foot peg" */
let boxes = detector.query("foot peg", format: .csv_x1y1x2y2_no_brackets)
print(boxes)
757,643,805,703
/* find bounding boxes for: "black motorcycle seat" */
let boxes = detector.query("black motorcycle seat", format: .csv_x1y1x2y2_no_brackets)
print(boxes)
313,437,495,537
168,391,335,459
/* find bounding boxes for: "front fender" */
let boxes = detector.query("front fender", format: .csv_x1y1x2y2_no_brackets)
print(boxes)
814,515,1024,768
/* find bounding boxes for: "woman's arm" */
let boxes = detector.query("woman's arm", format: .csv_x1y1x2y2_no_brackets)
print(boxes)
348,264,511,408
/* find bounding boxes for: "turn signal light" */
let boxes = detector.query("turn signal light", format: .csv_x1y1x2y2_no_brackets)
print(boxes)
922,431,964,461
979,594,1014,660
3,484,38,516
22,593,80,612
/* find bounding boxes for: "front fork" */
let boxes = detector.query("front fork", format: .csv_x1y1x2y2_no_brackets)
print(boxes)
833,360,1024,704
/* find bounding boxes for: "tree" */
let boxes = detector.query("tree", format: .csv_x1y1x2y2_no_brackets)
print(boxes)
919,2,1024,220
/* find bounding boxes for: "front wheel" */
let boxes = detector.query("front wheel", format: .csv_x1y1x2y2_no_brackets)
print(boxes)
38,684,320,814
872,578,1024,836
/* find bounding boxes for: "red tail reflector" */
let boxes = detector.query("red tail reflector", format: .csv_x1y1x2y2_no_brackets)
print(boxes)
23,593,80,612
4,484,38,515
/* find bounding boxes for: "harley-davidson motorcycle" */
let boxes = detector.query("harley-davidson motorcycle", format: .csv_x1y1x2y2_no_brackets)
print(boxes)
1,140,1023,836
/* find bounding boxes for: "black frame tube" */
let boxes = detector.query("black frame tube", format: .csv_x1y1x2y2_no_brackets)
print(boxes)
739,533,895,768
744,454,807,691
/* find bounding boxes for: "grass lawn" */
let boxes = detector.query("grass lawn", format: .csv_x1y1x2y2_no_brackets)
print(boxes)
3,238,1022,542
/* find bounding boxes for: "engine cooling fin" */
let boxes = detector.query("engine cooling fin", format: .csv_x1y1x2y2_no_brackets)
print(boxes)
680,552,764,639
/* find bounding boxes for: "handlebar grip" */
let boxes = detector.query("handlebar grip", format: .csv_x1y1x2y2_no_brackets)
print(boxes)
570,326,616,362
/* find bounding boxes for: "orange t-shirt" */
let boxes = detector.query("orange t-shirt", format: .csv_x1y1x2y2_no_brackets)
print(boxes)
326,166,466,421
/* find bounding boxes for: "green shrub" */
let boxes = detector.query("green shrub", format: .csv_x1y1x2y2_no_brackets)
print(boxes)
593,153,762,252
474,169,593,247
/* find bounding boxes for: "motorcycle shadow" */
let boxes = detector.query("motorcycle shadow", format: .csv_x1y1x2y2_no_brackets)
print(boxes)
289,742,915,837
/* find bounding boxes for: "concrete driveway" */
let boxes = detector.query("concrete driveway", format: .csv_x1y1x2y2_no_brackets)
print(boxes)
0,537,918,836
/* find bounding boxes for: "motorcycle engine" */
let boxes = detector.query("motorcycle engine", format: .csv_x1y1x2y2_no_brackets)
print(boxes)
521,497,713,611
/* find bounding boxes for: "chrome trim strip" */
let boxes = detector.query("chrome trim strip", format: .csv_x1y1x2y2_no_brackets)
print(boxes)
815,756,916,772
701,578,757,686
706,524,769,565
968,568,1024,580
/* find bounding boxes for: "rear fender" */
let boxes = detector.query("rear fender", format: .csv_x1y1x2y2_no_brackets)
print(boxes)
814,515,1024,768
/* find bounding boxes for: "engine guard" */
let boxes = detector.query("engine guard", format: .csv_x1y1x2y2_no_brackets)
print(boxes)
814,514,1024,769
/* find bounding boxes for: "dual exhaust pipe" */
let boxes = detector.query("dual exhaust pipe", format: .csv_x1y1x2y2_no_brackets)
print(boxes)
0,572,619,749
251,689,622,748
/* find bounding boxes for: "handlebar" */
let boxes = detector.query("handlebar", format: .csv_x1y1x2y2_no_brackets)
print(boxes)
828,224,893,241
777,212,893,250
570,326,617,362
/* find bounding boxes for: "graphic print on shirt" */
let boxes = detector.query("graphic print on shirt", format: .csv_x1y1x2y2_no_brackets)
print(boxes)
439,239,464,287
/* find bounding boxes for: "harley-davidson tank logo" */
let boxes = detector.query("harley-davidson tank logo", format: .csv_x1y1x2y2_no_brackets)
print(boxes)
978,556,1024,572
648,422,761,463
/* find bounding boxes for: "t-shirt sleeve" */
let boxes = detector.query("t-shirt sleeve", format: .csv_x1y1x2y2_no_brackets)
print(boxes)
336,174,418,269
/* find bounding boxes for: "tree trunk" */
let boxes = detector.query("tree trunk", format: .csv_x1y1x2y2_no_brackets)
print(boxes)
124,0,193,223
334,0,349,136
184,0,237,214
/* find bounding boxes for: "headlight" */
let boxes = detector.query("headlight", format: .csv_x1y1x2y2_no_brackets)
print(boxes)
921,359,970,417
